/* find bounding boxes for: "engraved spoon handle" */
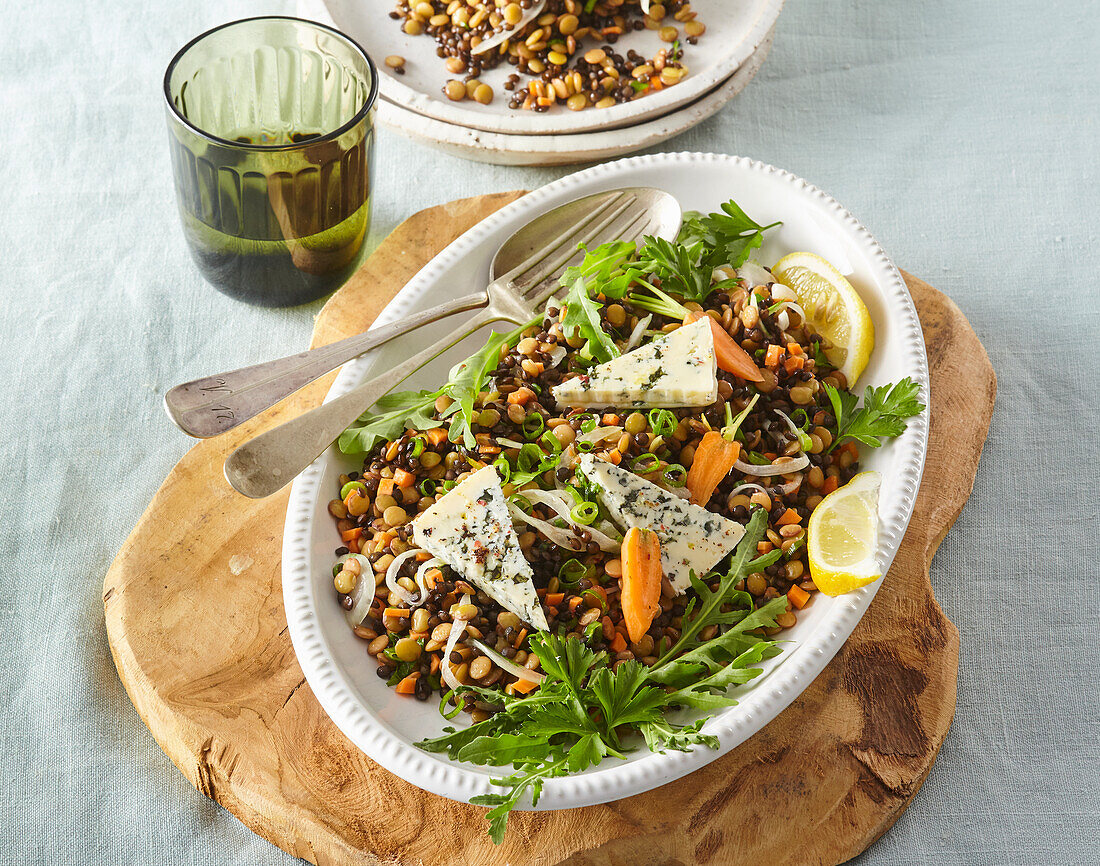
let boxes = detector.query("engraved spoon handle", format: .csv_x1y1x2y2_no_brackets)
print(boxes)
223,306,502,498
163,290,489,438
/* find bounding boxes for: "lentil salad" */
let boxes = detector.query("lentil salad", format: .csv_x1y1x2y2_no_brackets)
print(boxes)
326,198,923,841
388,0,705,111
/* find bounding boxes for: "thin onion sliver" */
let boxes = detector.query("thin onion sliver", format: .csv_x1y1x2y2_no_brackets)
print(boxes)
385,549,421,606
733,454,810,477
441,594,471,692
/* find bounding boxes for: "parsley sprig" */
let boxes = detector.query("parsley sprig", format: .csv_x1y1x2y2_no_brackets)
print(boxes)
634,202,781,304
417,510,787,843
823,377,925,452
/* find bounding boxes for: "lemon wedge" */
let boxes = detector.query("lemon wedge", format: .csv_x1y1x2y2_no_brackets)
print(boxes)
771,251,875,385
807,471,882,596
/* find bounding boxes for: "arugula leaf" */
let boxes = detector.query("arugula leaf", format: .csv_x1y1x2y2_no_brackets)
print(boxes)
339,318,537,455
337,389,438,455
825,376,925,451
560,240,639,300
639,716,719,753
457,733,552,766
471,755,568,844
561,275,620,363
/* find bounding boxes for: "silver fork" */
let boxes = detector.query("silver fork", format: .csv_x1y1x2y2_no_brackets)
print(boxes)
223,188,682,498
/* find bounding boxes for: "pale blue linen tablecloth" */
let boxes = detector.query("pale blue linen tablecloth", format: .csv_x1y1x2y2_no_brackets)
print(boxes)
1,0,1097,862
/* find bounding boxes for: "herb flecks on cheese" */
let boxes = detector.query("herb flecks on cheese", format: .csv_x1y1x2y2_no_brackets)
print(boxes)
412,465,549,630
551,316,718,409
577,453,745,593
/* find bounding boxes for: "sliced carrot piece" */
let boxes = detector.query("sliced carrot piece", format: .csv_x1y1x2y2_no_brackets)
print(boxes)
425,428,448,446
507,387,535,405
787,585,810,609
786,342,804,357
601,413,620,426
764,344,783,368
394,468,416,488
383,607,411,618
606,449,622,465
776,508,802,526
822,475,840,495
346,537,360,554
686,430,741,506
784,355,805,374
340,527,363,543
620,527,663,645
609,632,627,653
512,678,540,694
684,311,764,382
377,478,395,496
512,627,528,649
429,654,441,675
394,672,420,695
545,592,565,607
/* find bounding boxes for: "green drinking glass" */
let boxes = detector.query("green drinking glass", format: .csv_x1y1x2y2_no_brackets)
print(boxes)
164,17,378,307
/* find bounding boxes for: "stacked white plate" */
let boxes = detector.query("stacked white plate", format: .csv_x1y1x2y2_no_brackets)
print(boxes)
300,0,783,165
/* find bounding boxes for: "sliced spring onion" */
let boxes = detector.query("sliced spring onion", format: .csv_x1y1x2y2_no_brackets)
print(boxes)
774,409,813,452
648,409,676,437
523,413,546,440
732,454,811,476
418,478,437,496
409,438,425,458
570,502,598,525
385,549,422,606
663,463,687,486
335,553,376,627
441,596,471,692
539,429,563,453
576,440,596,452
558,558,590,584
631,452,661,473
624,314,653,351
470,638,544,685
439,688,465,720
339,480,365,501
578,414,599,434
495,436,527,450
493,455,512,484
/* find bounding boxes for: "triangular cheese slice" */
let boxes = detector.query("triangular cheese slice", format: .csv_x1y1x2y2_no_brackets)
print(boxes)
412,465,548,630
577,453,745,593
552,316,718,408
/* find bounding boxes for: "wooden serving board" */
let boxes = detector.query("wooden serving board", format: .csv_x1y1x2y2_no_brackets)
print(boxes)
104,191,995,866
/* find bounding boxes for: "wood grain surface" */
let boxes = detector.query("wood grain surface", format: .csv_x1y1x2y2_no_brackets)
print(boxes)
103,191,996,866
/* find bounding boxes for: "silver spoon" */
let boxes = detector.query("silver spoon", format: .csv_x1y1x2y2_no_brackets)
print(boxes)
223,188,682,498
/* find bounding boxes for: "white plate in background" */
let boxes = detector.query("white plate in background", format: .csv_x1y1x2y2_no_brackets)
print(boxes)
302,0,783,135
375,28,773,166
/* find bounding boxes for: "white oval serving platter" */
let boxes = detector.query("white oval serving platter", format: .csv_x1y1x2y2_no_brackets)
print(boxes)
375,28,772,166
282,152,930,811
301,0,783,136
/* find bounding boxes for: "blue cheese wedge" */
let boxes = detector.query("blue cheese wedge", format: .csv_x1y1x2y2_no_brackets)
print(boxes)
577,453,745,593
551,316,718,408
411,465,548,631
